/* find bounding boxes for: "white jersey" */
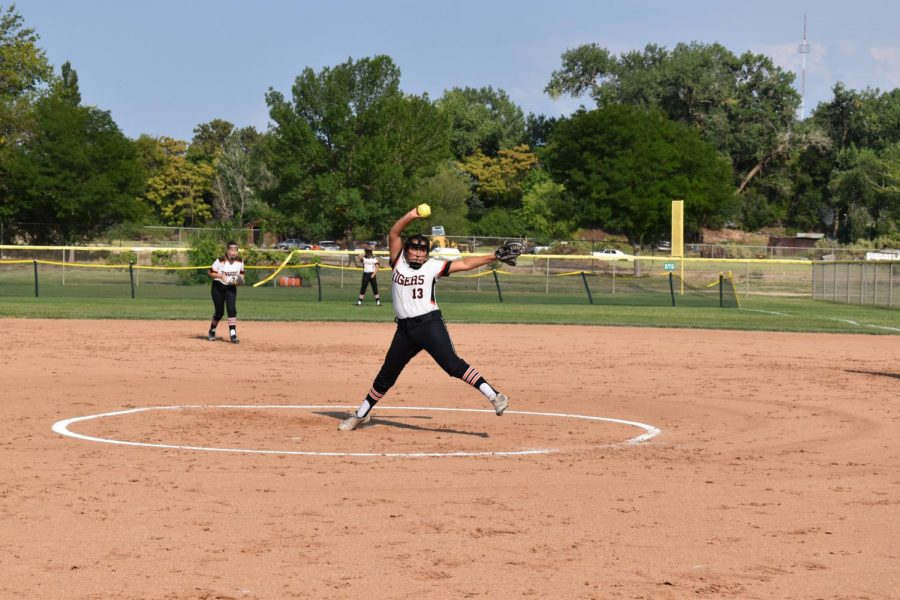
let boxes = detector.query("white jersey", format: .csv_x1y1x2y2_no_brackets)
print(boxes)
210,257,244,285
390,252,451,319
362,256,379,273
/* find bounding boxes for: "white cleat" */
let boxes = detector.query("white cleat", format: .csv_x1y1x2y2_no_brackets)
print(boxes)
490,393,509,416
338,412,372,431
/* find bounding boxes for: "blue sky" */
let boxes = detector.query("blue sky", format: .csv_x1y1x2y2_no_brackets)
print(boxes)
12,0,900,140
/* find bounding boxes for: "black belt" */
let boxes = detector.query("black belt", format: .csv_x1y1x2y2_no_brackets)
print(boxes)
396,310,442,330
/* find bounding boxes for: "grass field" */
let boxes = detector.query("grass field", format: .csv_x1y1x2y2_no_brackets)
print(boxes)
1,259,896,333
0,284,897,334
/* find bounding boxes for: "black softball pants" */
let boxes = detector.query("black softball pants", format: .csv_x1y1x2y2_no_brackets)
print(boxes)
359,272,379,296
372,311,469,394
211,283,237,320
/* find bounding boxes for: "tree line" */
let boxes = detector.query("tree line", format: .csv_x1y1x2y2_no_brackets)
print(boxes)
1,5,898,248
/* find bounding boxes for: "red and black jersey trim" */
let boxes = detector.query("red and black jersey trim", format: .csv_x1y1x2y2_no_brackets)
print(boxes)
439,261,451,278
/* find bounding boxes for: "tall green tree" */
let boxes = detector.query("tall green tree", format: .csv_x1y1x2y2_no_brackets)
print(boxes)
0,4,51,100
829,144,900,242
525,113,558,149
412,162,471,235
545,42,799,195
812,84,900,153
188,120,273,226
436,86,527,159
0,4,53,240
5,73,146,242
521,175,572,240
142,137,214,227
187,118,234,162
456,144,539,209
544,106,734,248
265,55,450,244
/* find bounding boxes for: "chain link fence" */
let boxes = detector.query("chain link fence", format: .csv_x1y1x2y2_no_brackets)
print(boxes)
0,245,816,308
812,261,899,309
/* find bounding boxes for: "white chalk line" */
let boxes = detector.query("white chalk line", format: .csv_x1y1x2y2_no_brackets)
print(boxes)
739,308,791,316
741,309,900,333
51,405,662,458
835,319,900,333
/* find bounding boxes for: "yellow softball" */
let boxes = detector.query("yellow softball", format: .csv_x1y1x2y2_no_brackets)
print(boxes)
416,203,431,218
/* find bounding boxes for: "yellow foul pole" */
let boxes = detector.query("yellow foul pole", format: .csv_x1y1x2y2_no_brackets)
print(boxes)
671,200,684,295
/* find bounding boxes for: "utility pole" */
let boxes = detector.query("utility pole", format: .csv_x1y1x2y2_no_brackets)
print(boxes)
798,15,811,120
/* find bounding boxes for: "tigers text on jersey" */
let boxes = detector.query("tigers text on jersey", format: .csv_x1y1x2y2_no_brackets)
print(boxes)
210,256,244,284
390,252,451,319
362,256,379,273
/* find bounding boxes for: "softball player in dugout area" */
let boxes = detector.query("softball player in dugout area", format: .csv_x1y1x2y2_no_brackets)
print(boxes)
340,205,524,431
207,241,244,344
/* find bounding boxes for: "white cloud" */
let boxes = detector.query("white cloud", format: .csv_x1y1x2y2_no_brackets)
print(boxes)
869,46,900,87
836,41,858,56
869,47,900,62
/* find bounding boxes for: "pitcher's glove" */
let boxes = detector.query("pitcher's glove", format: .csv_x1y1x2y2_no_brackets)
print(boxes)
225,274,245,286
495,240,525,266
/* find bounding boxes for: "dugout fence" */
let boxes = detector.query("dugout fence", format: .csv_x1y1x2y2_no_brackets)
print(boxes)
812,261,899,309
0,245,810,307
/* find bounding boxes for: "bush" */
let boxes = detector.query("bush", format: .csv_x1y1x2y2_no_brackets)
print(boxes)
105,250,137,265
873,233,900,249
181,234,224,284
150,250,180,266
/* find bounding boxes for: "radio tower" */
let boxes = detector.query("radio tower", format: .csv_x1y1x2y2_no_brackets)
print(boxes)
798,15,810,120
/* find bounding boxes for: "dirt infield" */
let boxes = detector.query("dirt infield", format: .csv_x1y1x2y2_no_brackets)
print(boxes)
2,319,898,599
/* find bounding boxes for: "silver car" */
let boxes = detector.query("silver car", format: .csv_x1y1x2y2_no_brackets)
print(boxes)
275,238,312,250
316,240,341,251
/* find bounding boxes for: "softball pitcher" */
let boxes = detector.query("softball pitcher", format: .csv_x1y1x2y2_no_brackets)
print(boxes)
339,205,523,431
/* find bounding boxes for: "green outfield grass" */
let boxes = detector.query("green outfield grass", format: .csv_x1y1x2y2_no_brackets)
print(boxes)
0,285,897,334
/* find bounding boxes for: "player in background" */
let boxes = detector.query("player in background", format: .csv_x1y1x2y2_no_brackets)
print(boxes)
207,241,244,344
339,206,523,431
357,247,382,306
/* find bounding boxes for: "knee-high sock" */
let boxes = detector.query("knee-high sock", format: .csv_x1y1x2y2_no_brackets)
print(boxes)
460,367,498,400
355,387,385,418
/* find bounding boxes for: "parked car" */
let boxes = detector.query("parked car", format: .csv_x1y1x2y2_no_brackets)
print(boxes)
316,240,341,251
430,247,462,261
656,241,672,251
591,248,633,260
275,238,312,250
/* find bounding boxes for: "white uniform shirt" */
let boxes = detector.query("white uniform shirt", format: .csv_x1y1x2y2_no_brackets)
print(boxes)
362,256,379,274
210,257,244,285
390,252,451,319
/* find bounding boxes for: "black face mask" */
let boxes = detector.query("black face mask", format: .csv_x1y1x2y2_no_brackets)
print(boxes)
405,239,429,269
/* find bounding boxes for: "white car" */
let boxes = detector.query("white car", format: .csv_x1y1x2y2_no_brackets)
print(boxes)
430,247,462,261
591,248,633,260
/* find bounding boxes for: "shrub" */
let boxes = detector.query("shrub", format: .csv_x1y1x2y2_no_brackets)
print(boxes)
181,234,224,284
150,250,180,266
105,250,137,265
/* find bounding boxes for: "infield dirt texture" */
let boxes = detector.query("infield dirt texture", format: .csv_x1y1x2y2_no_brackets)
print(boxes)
2,319,898,599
